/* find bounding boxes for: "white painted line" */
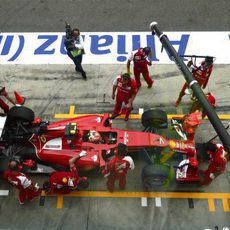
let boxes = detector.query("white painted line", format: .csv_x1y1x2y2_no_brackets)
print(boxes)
155,197,162,207
141,197,148,207
139,108,144,115
0,190,9,196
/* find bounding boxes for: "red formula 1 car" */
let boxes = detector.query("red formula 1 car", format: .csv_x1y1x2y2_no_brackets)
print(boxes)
0,106,204,189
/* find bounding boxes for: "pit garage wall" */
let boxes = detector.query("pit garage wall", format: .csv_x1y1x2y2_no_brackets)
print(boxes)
0,32,229,64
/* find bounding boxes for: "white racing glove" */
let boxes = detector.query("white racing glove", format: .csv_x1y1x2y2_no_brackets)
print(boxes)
79,150,87,157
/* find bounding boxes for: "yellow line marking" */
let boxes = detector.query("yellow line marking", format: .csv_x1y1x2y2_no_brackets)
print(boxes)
222,198,230,212
57,196,63,209
44,191,230,211
69,105,75,115
46,191,230,199
208,198,215,212
54,106,230,120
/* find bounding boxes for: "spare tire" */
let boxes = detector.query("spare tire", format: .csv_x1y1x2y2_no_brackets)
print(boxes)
7,106,35,123
141,109,168,129
142,163,175,190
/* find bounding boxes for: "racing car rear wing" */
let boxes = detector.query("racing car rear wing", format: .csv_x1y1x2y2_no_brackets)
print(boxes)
149,22,230,153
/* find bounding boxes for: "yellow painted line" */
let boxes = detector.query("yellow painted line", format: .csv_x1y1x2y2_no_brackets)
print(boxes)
45,191,230,199
222,198,230,212
208,198,215,212
54,106,230,120
44,191,230,210
69,105,75,115
57,196,63,209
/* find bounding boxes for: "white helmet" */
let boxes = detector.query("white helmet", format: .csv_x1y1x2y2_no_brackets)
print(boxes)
88,130,101,143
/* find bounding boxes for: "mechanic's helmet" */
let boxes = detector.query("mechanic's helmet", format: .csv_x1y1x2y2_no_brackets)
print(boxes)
117,143,128,156
78,177,89,189
206,142,217,153
121,73,130,81
189,158,199,168
143,47,151,55
204,56,214,65
88,130,101,143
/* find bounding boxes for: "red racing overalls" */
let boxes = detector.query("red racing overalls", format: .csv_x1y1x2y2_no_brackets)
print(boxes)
4,170,40,204
178,62,213,100
103,155,131,192
200,144,227,185
133,49,153,89
112,75,137,120
49,166,80,194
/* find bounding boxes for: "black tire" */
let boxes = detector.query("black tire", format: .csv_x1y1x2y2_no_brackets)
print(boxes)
142,164,173,190
7,106,35,123
141,109,168,129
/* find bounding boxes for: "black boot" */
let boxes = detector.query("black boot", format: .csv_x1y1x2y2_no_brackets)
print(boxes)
81,71,87,80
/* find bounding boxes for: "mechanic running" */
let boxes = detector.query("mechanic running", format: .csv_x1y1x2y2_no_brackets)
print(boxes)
64,23,87,80
175,56,214,107
3,160,40,204
127,47,154,89
43,151,89,194
102,143,135,192
112,73,137,121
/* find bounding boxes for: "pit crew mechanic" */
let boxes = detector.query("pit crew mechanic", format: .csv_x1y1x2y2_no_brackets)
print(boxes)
199,142,228,186
43,151,89,194
176,56,214,106
102,143,135,192
3,160,40,204
112,73,137,121
127,47,154,89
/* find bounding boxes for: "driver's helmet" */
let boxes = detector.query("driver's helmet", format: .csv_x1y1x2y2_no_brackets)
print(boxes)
88,130,101,143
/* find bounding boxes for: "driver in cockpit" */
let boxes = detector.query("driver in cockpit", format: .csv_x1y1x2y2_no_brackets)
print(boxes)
86,130,102,144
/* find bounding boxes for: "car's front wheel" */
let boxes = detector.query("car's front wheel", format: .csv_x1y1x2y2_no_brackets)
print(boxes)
142,163,175,190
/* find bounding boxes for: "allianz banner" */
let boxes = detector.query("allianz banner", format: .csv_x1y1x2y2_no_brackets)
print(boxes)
0,32,229,64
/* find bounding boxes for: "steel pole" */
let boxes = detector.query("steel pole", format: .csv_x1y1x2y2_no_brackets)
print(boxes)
149,21,230,153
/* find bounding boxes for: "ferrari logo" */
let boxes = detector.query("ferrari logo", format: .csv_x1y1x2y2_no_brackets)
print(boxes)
40,136,46,143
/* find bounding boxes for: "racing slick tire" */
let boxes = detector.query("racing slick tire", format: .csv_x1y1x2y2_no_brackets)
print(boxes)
141,109,168,129
142,164,175,190
7,106,35,123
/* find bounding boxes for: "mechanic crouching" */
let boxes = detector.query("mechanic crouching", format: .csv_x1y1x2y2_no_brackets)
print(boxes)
3,160,40,204
102,143,135,192
199,142,228,186
43,151,89,194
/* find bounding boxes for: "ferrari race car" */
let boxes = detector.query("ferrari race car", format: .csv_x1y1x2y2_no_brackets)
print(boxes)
0,106,205,189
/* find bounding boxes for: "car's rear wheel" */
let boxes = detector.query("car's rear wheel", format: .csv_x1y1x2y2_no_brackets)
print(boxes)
141,109,168,129
7,106,35,123
142,164,174,190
